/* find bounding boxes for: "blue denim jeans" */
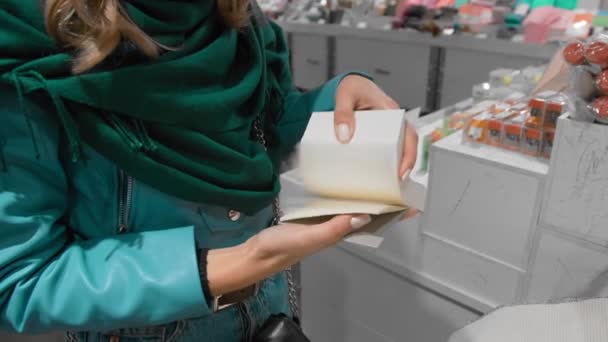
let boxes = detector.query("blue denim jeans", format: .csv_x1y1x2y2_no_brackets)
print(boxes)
69,273,289,342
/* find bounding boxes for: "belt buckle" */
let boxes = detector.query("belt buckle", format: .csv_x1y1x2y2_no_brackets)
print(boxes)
212,281,261,313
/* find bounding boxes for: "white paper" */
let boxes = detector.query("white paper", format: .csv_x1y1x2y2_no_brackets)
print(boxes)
280,109,412,248
299,109,408,206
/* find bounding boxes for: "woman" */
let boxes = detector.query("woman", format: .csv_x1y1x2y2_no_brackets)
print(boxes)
0,0,417,341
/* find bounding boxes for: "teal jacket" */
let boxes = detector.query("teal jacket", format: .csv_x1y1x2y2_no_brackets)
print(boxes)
0,71,346,334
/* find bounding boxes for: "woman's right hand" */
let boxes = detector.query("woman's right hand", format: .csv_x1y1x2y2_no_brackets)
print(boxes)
206,215,371,296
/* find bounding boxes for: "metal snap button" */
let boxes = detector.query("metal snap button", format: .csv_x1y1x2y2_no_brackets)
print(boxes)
227,209,241,221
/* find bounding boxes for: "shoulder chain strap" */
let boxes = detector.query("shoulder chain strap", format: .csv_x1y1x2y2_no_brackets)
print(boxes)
253,117,301,320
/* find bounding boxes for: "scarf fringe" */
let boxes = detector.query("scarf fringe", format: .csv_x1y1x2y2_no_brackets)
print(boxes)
9,71,83,163
10,72,41,161
105,114,156,154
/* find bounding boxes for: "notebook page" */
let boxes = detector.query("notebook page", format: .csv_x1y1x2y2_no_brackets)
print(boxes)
298,109,409,206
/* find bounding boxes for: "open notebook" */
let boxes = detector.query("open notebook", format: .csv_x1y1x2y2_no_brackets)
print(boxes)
280,109,418,247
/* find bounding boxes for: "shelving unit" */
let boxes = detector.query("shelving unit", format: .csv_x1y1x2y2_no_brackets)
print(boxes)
282,23,558,111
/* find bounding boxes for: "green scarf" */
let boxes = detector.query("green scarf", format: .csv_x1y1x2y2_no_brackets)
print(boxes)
0,1,289,215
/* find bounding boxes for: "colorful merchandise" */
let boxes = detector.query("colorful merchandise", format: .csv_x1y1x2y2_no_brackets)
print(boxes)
522,126,543,156
523,7,571,44
458,3,494,32
525,91,566,128
462,94,563,159
502,114,525,151
542,128,555,158
562,35,608,124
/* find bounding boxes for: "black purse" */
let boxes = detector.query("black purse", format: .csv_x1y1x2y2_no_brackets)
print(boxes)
252,266,310,342
252,313,311,342
251,116,311,342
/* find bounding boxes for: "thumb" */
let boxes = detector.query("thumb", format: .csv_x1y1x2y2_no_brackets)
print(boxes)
334,90,357,144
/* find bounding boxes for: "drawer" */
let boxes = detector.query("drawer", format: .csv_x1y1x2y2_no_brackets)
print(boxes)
291,34,329,90
421,234,524,307
440,48,546,107
526,230,608,302
334,38,430,110
302,246,479,342
423,141,543,270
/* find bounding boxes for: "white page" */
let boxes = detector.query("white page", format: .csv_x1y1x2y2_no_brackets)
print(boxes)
280,109,413,247
298,109,408,206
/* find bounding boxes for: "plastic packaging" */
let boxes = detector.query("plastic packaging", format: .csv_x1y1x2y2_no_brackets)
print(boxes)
522,126,542,156
542,128,554,159
562,34,608,124
502,114,525,151
563,41,585,65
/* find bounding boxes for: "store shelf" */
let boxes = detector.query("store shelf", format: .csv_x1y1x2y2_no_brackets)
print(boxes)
432,130,549,177
283,23,558,110
283,23,558,60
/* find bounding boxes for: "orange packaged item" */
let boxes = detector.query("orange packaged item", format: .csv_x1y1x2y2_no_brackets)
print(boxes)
510,102,528,112
526,98,544,128
464,113,490,142
486,119,503,146
542,128,555,159
522,127,542,157
449,112,472,130
502,114,525,151
526,91,567,129
486,111,517,146
488,103,510,115
544,101,564,128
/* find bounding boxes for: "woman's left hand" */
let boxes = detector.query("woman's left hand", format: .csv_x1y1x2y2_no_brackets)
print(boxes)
334,75,419,220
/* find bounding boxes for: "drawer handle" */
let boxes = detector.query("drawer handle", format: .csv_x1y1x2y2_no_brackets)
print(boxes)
306,58,321,66
373,68,391,76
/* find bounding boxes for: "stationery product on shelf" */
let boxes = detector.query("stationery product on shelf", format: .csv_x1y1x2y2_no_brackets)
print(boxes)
502,113,525,151
464,112,491,142
462,92,562,159
486,110,519,146
522,126,543,156
525,91,566,128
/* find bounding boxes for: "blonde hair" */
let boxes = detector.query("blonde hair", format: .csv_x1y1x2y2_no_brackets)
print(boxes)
44,0,249,74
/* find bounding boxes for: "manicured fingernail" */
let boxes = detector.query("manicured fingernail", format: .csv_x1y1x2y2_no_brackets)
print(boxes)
337,123,350,143
350,215,372,231
401,169,411,183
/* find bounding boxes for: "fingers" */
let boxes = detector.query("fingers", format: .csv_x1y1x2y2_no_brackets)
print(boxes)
334,95,356,144
308,214,371,247
380,96,400,110
399,121,418,180
400,207,419,221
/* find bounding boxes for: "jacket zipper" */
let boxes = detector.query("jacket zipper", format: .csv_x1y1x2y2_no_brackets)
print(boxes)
117,170,134,234
112,171,133,342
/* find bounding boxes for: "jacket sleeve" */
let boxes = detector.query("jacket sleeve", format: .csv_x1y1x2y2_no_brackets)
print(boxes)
264,21,370,161
0,89,209,334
